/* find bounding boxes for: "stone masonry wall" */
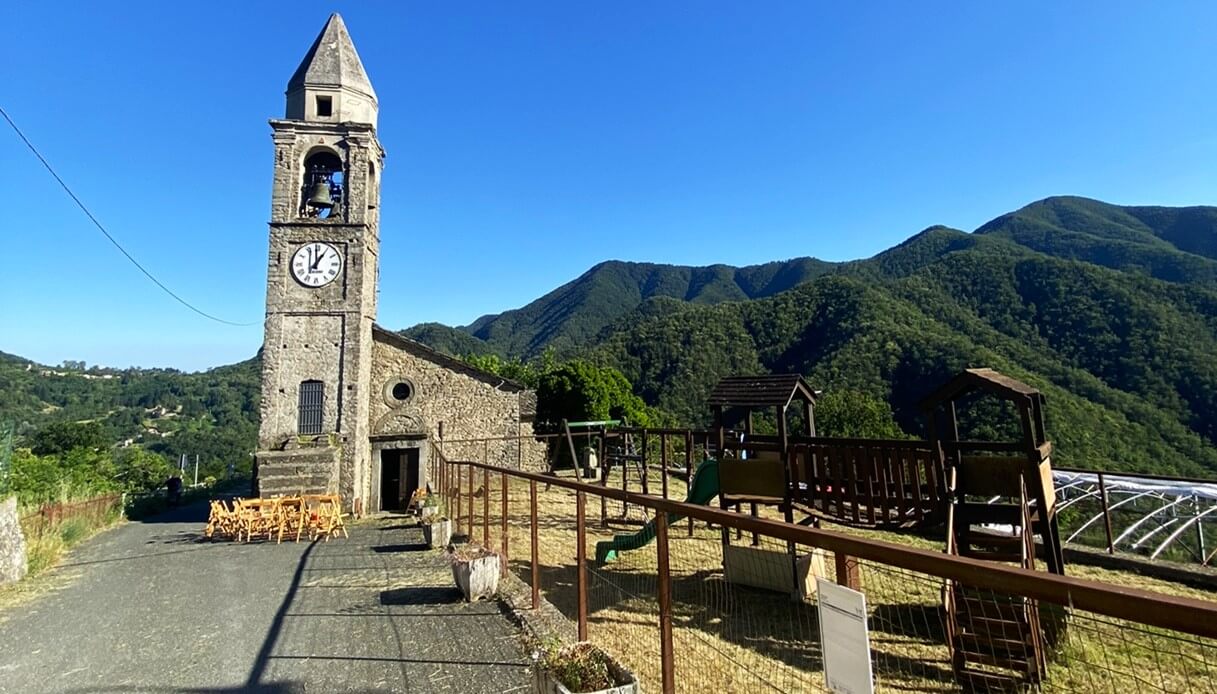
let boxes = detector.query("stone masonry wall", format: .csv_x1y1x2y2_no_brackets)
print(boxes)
369,336,546,494
0,496,28,586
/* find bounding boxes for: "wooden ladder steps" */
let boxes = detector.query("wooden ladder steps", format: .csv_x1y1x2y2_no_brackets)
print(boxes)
953,590,1031,623
955,668,1026,693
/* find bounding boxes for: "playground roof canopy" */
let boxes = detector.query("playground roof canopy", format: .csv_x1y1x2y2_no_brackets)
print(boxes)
919,368,1043,412
707,374,817,410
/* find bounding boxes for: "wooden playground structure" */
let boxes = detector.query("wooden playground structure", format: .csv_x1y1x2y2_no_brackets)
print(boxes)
558,367,1063,691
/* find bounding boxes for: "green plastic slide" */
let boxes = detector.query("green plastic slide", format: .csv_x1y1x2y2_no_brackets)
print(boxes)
595,458,720,563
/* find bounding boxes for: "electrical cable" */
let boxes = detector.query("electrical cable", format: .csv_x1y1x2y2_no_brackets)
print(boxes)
0,105,256,327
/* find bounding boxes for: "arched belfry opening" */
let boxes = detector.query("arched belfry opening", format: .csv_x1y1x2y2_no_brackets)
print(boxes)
301,150,345,219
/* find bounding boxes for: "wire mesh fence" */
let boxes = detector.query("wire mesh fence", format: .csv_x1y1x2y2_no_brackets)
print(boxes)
431,438,1217,693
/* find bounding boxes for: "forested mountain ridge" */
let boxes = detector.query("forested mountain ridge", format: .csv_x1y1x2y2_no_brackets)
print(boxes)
405,196,1217,476
402,257,838,358
974,196,1217,284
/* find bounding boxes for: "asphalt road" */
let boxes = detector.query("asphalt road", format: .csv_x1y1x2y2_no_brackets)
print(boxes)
0,504,530,693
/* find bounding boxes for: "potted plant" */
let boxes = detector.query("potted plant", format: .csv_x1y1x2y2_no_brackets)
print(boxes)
448,544,500,601
532,639,640,694
419,492,439,520
421,499,452,549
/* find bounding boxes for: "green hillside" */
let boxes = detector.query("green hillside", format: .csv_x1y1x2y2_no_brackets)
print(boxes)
407,196,1217,476
399,323,492,357
0,352,260,481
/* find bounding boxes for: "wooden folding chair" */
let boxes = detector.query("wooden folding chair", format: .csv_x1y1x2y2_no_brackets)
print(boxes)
315,495,348,541
205,500,228,539
230,498,247,542
407,488,427,514
275,496,303,544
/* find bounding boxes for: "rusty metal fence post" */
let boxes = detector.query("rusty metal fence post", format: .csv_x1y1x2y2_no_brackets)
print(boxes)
576,490,588,641
530,479,540,609
599,428,607,528
640,430,650,495
655,511,676,694
441,449,449,512
686,430,694,536
466,463,474,538
661,433,669,500
455,461,463,535
500,470,509,576
1098,472,1115,554
483,468,490,548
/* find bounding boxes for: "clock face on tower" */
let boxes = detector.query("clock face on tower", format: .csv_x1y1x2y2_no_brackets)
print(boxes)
291,242,343,287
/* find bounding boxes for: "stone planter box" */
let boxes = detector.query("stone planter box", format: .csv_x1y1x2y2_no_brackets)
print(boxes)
450,546,500,601
532,642,640,694
423,518,452,549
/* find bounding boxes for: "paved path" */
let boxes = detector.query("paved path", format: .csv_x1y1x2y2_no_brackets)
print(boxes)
0,504,530,693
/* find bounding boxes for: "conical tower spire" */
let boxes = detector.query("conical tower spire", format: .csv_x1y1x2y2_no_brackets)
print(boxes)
285,13,378,126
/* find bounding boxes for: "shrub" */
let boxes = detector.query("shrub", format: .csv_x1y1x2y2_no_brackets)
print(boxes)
533,639,615,692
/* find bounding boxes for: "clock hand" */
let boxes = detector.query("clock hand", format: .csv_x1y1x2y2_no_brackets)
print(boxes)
311,248,326,271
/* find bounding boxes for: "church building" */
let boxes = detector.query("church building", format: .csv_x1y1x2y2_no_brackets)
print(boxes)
254,14,541,513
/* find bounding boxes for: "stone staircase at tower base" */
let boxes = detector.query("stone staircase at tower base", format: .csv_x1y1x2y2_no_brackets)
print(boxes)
254,447,339,497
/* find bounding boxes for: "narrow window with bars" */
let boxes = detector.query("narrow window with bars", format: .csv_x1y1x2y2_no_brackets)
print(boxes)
298,380,324,434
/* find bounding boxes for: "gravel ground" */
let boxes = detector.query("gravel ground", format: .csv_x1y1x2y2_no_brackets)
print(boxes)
0,503,531,693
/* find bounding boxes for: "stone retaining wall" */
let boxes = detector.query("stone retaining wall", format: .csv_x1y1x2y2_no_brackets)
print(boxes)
0,496,28,586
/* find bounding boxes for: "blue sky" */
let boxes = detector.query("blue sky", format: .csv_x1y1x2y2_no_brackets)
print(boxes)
5,2,1217,371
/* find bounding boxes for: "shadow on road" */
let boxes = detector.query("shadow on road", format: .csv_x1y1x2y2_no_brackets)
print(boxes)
57,546,215,569
244,537,318,689
372,542,428,553
380,586,462,605
129,499,212,524
57,681,306,686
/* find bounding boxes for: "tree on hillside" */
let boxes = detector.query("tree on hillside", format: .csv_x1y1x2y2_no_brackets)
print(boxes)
147,424,255,481
29,421,108,456
114,447,174,493
9,446,117,505
815,390,906,439
464,353,541,389
536,361,655,428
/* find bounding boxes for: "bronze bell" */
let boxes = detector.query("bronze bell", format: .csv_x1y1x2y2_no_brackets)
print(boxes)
306,181,334,209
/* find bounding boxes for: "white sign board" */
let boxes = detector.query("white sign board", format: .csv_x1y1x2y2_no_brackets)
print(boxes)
816,578,875,694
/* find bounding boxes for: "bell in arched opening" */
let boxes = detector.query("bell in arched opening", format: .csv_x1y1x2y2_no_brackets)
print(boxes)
300,151,345,219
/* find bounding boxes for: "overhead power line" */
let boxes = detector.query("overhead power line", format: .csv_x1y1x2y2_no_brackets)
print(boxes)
0,105,256,327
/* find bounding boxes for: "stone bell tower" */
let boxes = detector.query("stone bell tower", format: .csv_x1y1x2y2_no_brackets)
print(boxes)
255,13,385,509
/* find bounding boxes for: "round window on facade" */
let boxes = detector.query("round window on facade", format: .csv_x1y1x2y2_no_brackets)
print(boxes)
392,381,413,401
384,377,416,407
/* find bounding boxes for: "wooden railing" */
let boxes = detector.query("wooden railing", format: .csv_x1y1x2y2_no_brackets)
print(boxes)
790,438,946,527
